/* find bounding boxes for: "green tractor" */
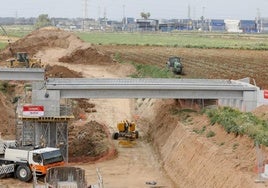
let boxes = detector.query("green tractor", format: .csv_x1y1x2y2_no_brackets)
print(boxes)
166,56,183,74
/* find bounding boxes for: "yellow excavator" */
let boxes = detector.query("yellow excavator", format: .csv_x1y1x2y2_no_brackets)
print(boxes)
112,120,139,147
6,52,43,68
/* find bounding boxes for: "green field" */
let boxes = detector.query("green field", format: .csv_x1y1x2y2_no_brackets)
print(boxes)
0,25,34,38
1,24,268,50
0,42,7,49
76,31,268,50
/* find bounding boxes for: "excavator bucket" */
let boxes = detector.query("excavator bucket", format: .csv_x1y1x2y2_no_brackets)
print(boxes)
118,140,137,148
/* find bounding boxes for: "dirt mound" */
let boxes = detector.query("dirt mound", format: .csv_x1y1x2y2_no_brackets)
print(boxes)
0,27,114,66
0,27,75,60
68,120,116,163
45,65,83,78
58,46,114,65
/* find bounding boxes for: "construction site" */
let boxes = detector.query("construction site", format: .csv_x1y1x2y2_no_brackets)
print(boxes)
0,27,268,188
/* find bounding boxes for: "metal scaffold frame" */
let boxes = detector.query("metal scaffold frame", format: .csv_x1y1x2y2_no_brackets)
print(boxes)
16,121,69,161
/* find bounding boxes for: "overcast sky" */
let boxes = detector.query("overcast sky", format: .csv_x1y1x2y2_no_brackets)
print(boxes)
0,0,267,20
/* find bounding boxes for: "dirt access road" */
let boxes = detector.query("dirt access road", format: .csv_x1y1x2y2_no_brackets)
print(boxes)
0,48,175,187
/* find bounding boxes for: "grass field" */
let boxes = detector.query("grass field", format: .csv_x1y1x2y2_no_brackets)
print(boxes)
1,24,268,50
0,25,34,38
76,31,268,50
0,42,6,49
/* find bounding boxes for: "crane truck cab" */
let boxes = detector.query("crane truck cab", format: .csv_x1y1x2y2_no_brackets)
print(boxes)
0,145,65,182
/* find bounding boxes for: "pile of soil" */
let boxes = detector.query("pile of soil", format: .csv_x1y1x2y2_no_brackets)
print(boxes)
0,27,75,60
58,46,114,65
0,27,114,66
68,120,116,163
45,65,83,78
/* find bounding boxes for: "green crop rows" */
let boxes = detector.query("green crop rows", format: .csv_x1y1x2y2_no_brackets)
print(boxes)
76,31,268,50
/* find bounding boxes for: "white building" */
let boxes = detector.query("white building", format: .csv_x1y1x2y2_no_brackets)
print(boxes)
224,19,242,33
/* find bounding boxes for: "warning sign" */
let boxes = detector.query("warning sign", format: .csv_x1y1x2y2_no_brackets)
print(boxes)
22,106,44,116
264,90,268,99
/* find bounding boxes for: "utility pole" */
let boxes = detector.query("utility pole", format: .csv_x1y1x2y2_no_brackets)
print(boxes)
188,4,191,19
83,0,88,31
103,7,107,31
257,8,261,33
201,6,205,31
123,4,126,30
187,4,191,30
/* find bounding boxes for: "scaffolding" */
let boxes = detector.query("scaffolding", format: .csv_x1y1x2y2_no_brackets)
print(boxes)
16,96,74,161
16,121,69,161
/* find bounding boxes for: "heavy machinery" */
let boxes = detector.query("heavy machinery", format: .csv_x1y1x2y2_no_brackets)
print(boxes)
0,139,65,182
1,25,43,68
6,52,43,68
166,56,184,74
112,120,139,146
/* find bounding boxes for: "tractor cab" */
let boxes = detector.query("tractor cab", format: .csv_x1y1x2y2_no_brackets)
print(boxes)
166,56,183,74
16,52,29,63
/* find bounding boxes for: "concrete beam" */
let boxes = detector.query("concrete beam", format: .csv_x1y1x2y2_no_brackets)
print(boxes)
45,78,257,100
0,68,44,81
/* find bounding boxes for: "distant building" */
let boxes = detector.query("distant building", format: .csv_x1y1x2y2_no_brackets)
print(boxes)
136,19,159,31
177,19,193,30
224,20,242,33
209,19,225,32
159,19,174,32
122,17,136,32
239,20,257,33
158,19,193,32
259,18,268,33
108,20,123,32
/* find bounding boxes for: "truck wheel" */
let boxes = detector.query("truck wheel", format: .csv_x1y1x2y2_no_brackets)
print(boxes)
135,131,139,139
112,132,119,140
16,165,32,182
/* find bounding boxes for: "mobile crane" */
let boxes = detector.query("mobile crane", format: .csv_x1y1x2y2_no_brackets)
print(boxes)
0,139,65,182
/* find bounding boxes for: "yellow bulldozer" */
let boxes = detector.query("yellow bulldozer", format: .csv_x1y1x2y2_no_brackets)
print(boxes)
112,120,139,147
6,52,43,68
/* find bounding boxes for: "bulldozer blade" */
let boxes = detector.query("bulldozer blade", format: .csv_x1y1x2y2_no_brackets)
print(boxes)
118,140,137,147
